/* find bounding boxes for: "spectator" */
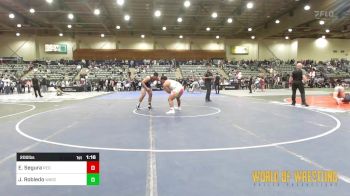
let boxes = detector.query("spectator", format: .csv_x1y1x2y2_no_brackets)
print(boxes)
203,64,213,102
214,73,221,94
41,77,48,93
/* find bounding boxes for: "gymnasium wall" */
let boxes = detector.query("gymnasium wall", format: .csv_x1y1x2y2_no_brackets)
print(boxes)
296,38,350,61
0,35,36,60
76,36,225,51
258,39,297,60
225,39,299,61
0,34,75,61
225,39,258,60
36,36,76,60
0,33,348,62
73,49,226,60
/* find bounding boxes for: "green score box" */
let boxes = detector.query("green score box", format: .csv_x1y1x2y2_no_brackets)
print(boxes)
87,174,100,186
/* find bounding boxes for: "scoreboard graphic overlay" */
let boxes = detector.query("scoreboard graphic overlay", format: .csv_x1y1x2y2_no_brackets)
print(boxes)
16,153,99,186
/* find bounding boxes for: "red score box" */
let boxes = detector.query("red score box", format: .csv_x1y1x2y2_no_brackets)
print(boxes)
87,161,99,173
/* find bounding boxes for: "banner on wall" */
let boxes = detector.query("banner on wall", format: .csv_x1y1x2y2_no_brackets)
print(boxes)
45,44,67,54
231,46,249,55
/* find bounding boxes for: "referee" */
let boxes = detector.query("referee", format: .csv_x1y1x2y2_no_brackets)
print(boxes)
248,75,253,93
32,75,43,98
289,63,309,107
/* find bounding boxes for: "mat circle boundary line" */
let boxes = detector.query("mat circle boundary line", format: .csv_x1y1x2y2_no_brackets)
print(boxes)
0,103,36,119
133,105,221,118
15,104,341,153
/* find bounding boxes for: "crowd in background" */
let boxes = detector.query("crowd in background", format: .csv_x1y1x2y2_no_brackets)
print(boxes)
220,59,350,91
1,58,349,95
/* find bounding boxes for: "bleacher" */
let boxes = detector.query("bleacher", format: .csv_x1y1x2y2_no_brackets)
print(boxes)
23,64,79,81
137,64,177,79
0,64,29,79
222,66,260,78
87,66,129,81
273,64,294,74
180,64,210,79
1,59,349,85
325,70,350,78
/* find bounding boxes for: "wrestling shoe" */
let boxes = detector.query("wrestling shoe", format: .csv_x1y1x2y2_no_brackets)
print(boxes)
148,104,152,110
302,103,309,107
166,109,175,114
136,104,141,110
174,107,181,111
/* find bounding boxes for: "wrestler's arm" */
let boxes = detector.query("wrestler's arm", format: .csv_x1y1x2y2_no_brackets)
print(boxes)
163,81,171,94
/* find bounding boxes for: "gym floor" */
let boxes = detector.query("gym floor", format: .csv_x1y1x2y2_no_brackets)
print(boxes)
0,89,349,196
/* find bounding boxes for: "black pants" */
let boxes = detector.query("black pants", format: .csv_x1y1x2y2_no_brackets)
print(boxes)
205,83,212,101
248,83,252,93
214,83,220,94
292,82,306,104
33,87,42,97
17,85,22,94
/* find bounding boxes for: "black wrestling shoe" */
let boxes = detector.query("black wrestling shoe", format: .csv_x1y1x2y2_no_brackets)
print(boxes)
291,103,296,106
136,104,141,110
148,104,152,110
302,103,309,107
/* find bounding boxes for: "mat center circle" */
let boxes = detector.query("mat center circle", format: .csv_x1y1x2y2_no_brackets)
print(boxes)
133,105,221,118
